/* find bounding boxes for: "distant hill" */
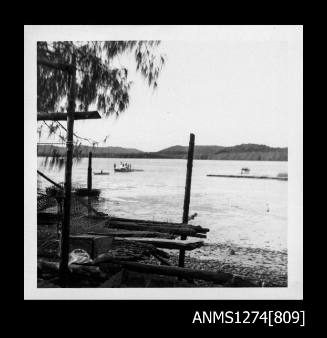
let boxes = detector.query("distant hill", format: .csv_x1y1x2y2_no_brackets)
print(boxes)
37,143,287,161
156,144,287,161
158,145,225,158
37,145,143,158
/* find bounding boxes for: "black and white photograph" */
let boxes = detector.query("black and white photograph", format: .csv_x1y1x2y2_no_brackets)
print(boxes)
24,25,303,299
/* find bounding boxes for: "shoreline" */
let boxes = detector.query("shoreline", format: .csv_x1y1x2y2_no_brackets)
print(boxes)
141,243,287,287
37,154,288,162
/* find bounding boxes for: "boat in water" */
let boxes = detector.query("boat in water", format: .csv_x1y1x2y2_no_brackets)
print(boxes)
114,162,144,173
241,167,250,175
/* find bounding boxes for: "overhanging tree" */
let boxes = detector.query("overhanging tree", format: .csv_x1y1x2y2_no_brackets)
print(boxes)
37,41,165,282
38,41,165,115
38,41,165,141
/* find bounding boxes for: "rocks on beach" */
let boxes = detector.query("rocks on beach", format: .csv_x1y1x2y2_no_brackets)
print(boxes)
37,234,287,288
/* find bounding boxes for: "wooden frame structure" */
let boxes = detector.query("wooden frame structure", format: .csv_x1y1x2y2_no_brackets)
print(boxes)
37,111,101,121
38,56,198,283
37,55,101,283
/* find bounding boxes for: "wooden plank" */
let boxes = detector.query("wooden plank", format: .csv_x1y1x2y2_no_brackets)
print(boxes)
107,220,209,234
95,259,234,284
87,152,92,191
87,229,177,239
37,111,101,121
37,170,63,189
106,221,204,237
59,54,77,281
116,237,204,250
179,133,195,267
91,216,209,234
109,216,202,228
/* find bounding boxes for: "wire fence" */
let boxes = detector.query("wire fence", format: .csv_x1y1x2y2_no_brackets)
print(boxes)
37,170,107,258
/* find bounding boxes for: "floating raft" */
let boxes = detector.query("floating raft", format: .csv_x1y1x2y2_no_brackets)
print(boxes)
114,169,144,173
207,174,287,181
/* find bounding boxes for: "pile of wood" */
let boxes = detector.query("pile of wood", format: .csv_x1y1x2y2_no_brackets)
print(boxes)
38,203,263,287
37,257,260,288
37,215,263,287
87,228,177,239
116,237,204,251
104,216,209,238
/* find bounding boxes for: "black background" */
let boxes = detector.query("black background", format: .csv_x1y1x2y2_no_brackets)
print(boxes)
23,22,308,331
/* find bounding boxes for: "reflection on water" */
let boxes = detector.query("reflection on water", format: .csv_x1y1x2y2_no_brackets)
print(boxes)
38,157,287,251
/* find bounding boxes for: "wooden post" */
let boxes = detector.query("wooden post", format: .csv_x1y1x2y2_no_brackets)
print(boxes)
59,54,76,282
87,151,92,216
178,133,195,267
37,111,101,121
87,152,92,192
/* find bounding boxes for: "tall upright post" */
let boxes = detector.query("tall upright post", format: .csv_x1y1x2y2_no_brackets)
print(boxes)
87,152,92,192
87,151,93,216
59,54,76,282
178,133,195,267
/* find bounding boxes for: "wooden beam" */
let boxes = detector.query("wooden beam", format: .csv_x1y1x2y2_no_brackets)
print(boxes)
115,237,204,250
59,54,76,282
37,111,101,121
87,152,92,192
37,170,63,190
37,56,74,73
107,219,209,233
95,259,234,284
106,221,206,237
108,216,195,226
92,216,210,233
179,133,195,267
87,229,177,239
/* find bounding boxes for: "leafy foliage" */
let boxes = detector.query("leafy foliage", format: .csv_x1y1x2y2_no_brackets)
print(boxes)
37,41,165,117
37,41,165,170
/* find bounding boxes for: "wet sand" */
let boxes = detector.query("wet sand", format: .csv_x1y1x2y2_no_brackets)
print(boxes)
166,243,287,287
137,242,287,287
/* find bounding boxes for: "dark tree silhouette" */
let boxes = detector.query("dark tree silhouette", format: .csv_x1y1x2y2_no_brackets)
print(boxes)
37,41,165,117
37,41,166,163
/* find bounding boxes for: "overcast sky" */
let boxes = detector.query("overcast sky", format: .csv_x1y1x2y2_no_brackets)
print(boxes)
37,26,302,152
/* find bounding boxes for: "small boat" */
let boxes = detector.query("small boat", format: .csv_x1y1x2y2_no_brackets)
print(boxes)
113,162,143,173
241,167,250,175
114,167,144,173
114,163,133,173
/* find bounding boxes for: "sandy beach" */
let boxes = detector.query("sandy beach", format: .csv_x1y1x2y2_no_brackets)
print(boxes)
167,244,287,287
131,242,287,287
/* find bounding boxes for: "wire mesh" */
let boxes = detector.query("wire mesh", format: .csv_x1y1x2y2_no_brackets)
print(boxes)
37,171,107,259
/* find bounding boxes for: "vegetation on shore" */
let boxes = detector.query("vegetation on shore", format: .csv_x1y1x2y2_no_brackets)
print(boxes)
38,143,288,161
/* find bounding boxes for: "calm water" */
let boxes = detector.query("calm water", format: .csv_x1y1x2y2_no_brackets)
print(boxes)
38,158,287,252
